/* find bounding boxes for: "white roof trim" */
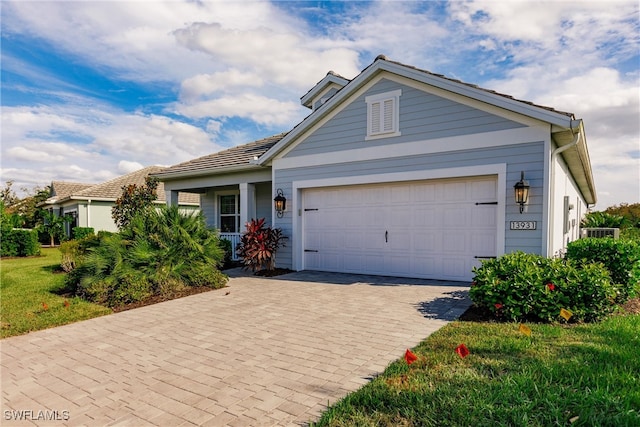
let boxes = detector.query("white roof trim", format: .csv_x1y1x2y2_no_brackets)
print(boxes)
259,58,576,165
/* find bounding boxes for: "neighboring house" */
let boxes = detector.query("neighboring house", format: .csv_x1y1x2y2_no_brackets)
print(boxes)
42,166,200,236
155,56,596,281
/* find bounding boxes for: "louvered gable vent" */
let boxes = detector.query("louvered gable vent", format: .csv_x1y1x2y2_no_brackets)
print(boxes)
365,89,401,140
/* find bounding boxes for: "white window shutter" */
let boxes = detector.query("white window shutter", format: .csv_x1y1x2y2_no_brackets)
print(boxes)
365,89,401,140
370,101,381,134
383,99,394,132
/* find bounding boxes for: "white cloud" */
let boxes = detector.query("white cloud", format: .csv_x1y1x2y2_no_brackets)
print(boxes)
175,93,301,127
1,104,223,193
118,161,145,174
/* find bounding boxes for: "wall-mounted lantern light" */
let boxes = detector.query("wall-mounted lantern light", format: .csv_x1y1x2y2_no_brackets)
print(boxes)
514,171,530,214
274,189,287,218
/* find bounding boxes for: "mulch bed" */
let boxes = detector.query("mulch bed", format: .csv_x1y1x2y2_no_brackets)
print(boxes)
111,286,220,313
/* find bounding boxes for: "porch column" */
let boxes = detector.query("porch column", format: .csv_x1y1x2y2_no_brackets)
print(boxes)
165,190,179,207
239,183,256,228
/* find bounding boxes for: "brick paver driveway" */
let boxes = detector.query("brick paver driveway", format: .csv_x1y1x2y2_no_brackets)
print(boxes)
1,269,470,426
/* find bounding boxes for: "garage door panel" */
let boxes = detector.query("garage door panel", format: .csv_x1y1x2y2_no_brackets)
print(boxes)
303,176,497,281
442,206,468,227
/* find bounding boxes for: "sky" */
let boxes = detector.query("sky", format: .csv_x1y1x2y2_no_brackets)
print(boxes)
1,0,639,210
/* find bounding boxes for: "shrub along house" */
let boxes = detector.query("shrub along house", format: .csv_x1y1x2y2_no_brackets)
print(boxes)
155,56,596,281
42,166,200,236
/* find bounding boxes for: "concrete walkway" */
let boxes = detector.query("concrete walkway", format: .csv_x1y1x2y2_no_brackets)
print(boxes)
1,270,471,426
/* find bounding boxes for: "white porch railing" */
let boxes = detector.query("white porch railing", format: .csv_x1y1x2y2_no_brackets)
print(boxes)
219,233,242,261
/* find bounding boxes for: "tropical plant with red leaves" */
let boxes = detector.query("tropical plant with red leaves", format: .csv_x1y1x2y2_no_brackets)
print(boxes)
236,218,285,272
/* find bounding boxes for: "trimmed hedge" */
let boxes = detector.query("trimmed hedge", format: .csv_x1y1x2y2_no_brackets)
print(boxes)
471,252,616,323
566,237,640,302
72,227,94,240
1,229,40,257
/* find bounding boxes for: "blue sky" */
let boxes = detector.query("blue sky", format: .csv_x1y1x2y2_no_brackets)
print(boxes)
1,0,639,209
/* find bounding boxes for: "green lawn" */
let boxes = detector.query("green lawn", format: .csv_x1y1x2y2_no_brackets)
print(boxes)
314,313,640,427
1,248,111,338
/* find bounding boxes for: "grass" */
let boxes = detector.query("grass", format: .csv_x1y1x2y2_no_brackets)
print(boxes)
1,248,112,338
314,313,640,427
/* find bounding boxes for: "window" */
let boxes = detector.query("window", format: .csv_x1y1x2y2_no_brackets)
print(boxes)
219,194,240,232
365,89,401,140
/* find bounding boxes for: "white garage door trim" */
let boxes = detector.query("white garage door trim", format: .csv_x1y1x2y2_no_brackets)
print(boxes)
290,163,507,275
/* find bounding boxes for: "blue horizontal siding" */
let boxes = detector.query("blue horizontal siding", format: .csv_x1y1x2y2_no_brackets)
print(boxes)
273,141,546,268
285,78,525,158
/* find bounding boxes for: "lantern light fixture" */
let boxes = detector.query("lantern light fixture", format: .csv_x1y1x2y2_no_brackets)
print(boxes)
274,189,286,218
514,171,530,214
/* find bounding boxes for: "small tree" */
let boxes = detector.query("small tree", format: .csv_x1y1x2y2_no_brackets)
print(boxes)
111,177,158,229
37,210,71,246
236,218,285,272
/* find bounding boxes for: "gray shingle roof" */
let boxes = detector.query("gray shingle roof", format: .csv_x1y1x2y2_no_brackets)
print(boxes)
153,133,287,178
46,166,200,205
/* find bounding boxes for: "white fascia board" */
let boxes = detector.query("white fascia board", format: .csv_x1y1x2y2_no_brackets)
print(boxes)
300,74,351,107
380,61,575,128
69,196,114,202
260,59,571,164
154,164,264,182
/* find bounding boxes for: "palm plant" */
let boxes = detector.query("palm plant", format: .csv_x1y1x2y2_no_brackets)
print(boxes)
70,206,227,307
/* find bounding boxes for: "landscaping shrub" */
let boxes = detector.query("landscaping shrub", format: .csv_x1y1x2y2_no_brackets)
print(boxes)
566,238,640,301
471,252,616,322
59,235,101,272
1,229,40,257
72,227,94,240
236,218,285,272
219,238,233,268
69,206,227,307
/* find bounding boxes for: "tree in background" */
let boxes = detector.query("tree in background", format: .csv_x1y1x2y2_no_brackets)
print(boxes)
37,210,71,246
111,177,159,229
0,181,51,229
604,203,640,229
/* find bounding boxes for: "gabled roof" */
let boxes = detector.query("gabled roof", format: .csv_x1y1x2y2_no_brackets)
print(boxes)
257,55,595,204
153,133,287,180
300,71,351,109
50,181,94,201
44,166,200,205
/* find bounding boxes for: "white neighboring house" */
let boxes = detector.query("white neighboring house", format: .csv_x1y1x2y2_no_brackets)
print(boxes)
155,56,596,281
42,166,200,237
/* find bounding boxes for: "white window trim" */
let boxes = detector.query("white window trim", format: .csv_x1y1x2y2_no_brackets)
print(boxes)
215,190,240,233
365,89,401,140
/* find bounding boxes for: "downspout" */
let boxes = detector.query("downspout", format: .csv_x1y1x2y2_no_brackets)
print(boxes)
548,120,582,256
87,199,91,228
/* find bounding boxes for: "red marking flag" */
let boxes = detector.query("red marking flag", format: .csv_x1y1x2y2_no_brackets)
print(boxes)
519,324,532,337
404,349,418,365
560,308,573,321
455,344,470,358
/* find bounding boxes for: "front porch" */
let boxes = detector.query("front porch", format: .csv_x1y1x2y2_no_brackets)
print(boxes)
219,232,242,260
164,179,274,261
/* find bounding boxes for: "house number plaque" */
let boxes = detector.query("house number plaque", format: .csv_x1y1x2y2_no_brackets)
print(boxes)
510,221,537,230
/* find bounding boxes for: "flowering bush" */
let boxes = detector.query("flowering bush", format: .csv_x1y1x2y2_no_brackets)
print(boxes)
470,252,615,323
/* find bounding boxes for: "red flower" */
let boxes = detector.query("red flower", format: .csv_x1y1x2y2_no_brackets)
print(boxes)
404,349,418,365
455,344,470,358
63,300,70,308
494,303,503,310
41,302,49,311
547,283,556,291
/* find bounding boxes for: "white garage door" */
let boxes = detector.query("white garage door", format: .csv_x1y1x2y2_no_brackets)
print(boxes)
302,176,497,281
